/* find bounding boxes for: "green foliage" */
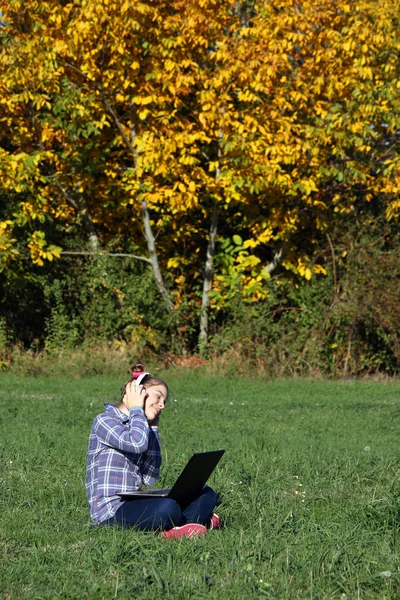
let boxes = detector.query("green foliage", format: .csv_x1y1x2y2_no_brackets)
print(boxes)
209,220,400,377
44,279,81,353
0,317,11,371
209,236,267,308
209,276,332,377
0,206,399,376
1,248,197,357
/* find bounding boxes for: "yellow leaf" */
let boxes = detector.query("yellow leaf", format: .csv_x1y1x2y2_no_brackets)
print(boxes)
167,257,180,269
313,265,327,275
165,59,175,71
243,239,258,249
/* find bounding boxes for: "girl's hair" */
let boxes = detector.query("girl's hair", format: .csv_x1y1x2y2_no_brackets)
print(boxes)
120,361,169,402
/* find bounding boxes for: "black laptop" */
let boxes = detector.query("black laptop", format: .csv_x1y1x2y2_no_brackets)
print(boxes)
116,450,225,507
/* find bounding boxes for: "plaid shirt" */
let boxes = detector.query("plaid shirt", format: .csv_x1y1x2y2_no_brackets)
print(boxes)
86,403,161,524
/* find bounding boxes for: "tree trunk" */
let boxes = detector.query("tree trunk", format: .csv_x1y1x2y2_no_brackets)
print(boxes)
264,242,288,275
198,201,219,353
102,91,172,309
53,178,101,251
81,209,101,251
198,136,222,353
141,200,173,310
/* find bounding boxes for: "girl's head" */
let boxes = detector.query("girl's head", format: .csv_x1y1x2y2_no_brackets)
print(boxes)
120,362,169,421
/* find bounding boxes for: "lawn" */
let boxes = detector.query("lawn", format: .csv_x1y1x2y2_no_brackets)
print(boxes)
0,373,399,599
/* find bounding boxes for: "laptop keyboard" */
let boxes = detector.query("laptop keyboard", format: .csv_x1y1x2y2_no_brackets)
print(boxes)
122,488,171,496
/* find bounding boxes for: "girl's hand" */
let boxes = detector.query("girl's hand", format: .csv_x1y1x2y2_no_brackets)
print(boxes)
122,381,147,411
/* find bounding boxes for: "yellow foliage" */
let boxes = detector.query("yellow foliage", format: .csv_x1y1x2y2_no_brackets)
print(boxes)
167,257,180,269
27,232,62,267
1,0,399,302
0,221,18,265
313,265,327,276
386,200,400,221
296,258,313,280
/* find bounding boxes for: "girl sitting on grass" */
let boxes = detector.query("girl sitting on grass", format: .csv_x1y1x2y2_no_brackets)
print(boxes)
86,362,220,539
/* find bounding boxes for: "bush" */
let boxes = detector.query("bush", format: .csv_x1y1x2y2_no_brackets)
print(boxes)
209,220,400,377
1,218,399,378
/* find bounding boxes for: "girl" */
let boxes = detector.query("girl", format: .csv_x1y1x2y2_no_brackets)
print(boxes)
86,363,220,539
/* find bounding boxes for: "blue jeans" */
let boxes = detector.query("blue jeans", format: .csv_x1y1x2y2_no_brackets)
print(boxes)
101,486,217,531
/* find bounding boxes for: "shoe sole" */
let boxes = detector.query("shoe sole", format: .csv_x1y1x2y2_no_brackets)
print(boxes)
159,523,207,540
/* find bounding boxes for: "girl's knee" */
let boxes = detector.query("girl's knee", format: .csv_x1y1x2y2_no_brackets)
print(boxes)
202,486,217,504
157,498,182,526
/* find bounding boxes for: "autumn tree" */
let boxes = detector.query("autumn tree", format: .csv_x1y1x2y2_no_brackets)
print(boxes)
1,0,400,350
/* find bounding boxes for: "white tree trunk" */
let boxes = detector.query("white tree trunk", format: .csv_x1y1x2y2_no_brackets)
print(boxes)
198,202,219,352
141,200,173,310
264,242,288,275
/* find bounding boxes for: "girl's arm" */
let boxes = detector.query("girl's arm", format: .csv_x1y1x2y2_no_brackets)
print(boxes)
141,426,162,485
94,408,150,454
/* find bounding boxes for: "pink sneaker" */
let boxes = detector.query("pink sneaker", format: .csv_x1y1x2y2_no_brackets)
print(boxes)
159,523,207,540
208,513,221,530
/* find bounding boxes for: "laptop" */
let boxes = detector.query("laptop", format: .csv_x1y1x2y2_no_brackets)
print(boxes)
116,449,225,507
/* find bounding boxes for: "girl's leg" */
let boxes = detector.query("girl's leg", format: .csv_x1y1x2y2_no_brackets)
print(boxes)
182,486,217,525
104,497,184,531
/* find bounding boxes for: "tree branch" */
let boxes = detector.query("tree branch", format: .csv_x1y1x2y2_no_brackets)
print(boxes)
101,90,137,164
60,251,152,264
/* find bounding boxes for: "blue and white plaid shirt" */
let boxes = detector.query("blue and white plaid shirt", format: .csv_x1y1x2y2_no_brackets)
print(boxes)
86,403,162,524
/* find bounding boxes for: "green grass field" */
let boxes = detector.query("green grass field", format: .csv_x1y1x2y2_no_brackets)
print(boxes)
1,373,399,599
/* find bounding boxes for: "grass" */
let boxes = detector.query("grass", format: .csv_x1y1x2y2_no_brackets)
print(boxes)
0,372,399,599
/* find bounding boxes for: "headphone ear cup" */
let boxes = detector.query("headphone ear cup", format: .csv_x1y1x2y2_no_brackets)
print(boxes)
135,372,149,389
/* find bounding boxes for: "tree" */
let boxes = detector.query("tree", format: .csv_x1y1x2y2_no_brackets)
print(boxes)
1,0,400,350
